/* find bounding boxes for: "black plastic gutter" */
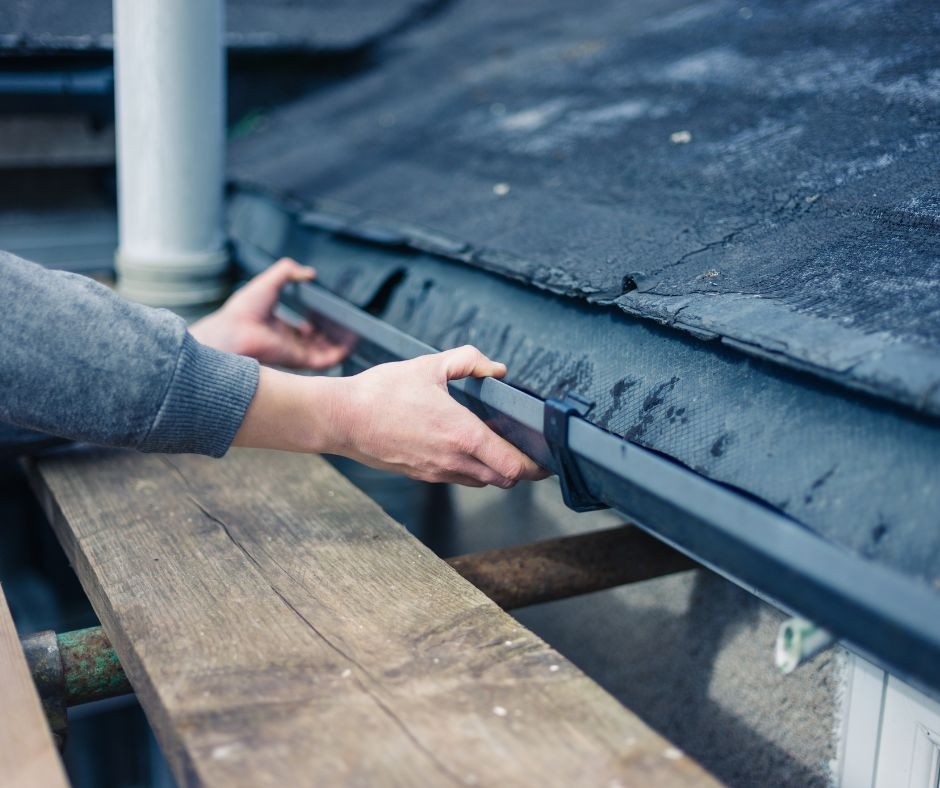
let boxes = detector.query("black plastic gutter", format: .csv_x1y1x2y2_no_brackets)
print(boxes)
234,237,940,698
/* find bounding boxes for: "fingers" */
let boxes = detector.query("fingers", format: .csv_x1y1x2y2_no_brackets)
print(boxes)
450,454,516,488
433,347,549,486
470,427,550,484
258,257,316,288
233,258,316,316
440,345,507,381
266,320,350,370
445,410,548,487
337,346,549,489
393,456,513,488
303,336,353,370
436,448,548,488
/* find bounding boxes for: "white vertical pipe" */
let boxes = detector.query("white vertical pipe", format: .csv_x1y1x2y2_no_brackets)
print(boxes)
113,0,228,308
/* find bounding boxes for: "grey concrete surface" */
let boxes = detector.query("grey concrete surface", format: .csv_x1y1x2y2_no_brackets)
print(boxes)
448,479,840,788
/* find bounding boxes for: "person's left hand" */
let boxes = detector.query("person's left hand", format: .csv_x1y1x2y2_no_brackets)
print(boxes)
190,258,355,369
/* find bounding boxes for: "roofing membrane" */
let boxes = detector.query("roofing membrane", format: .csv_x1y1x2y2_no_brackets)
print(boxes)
230,0,940,416
227,0,940,588
229,190,940,594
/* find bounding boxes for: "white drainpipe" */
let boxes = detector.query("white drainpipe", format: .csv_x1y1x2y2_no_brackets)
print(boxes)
113,0,228,308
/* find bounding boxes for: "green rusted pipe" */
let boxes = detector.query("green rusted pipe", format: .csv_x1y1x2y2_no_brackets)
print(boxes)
22,626,132,714
56,626,132,706
22,625,132,751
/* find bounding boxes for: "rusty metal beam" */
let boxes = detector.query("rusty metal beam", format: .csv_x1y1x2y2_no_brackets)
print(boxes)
446,525,698,610
21,625,133,747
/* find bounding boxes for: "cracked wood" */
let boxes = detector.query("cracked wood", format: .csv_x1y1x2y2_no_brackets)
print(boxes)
28,447,719,787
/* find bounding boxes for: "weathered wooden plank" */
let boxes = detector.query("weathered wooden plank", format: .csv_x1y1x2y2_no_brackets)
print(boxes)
0,586,70,788
29,448,719,787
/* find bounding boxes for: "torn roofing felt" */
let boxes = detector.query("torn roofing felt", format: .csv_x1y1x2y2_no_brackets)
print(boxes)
229,0,940,418
0,0,443,54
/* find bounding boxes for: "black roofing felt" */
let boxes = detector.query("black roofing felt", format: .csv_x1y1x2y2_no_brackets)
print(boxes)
0,0,440,54
230,0,940,418
227,0,940,588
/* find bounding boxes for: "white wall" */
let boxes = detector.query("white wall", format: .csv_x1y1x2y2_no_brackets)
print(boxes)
838,653,940,788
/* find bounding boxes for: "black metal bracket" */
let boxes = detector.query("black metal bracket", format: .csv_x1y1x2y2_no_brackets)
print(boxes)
543,393,609,512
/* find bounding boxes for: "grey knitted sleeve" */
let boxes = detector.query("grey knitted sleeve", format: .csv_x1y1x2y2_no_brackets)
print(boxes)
0,251,259,457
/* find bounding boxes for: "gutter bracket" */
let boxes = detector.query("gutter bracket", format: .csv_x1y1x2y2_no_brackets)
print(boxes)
544,393,609,512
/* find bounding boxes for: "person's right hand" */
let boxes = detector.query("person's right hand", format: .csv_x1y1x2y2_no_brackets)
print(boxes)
333,345,550,488
231,345,550,488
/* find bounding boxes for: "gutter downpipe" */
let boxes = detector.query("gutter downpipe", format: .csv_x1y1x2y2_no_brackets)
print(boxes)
113,0,229,308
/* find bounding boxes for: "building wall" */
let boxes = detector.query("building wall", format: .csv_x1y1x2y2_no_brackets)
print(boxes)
839,654,940,788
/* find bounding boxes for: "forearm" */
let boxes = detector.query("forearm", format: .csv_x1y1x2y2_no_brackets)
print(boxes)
0,249,543,485
232,366,345,455
0,251,258,456
233,348,549,488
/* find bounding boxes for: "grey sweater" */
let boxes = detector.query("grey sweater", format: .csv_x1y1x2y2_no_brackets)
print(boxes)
0,251,259,457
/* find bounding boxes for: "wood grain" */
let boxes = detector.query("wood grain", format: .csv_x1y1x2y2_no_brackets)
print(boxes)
29,448,720,787
0,587,69,788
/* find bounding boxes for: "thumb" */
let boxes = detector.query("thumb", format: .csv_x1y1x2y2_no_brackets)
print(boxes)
233,258,316,314
440,345,507,381
254,257,316,293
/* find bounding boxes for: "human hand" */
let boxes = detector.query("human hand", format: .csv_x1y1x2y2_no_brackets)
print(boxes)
190,258,354,369
329,345,551,487
231,336,550,488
